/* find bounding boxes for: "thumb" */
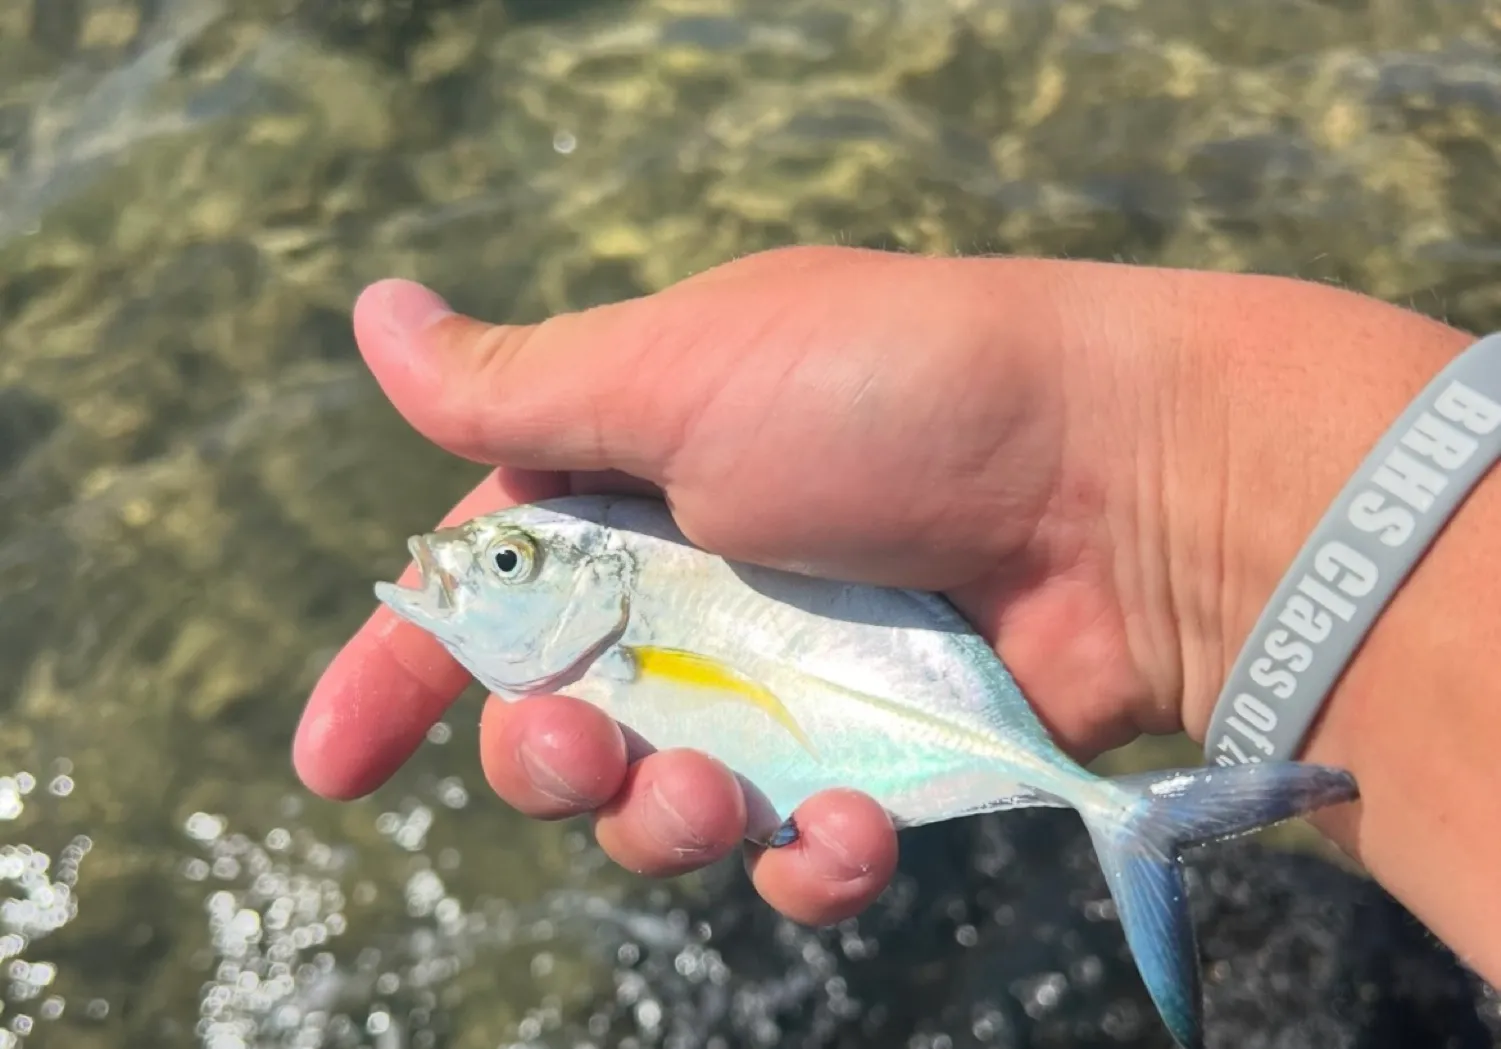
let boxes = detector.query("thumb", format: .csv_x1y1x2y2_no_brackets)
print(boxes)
352,278,684,477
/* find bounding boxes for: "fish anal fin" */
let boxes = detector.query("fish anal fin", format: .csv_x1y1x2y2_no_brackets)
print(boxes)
950,787,1064,819
625,645,818,757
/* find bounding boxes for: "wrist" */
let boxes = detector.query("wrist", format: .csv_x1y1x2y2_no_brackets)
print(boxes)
1160,273,1474,742
1162,277,1501,979
1015,260,1501,981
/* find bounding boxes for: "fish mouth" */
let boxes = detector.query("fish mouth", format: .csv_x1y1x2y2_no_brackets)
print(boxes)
406,535,458,608
373,535,459,625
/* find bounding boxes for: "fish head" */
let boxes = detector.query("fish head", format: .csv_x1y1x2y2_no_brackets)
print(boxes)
374,504,635,694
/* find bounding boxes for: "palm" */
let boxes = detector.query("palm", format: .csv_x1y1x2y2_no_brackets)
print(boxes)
296,246,1177,927
570,250,1161,755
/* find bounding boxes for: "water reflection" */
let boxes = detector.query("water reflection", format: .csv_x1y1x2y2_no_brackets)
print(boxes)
2,0,1500,1047
0,766,89,1047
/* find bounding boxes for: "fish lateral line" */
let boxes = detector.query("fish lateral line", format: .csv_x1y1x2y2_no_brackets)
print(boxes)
622,644,1054,775
750,655,1070,771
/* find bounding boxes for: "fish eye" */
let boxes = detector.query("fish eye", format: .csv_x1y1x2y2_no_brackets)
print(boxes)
489,536,536,582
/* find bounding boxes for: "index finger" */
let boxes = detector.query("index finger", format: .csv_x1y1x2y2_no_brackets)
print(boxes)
292,467,570,799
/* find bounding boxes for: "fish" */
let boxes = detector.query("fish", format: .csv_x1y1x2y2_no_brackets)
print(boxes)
374,494,1359,1049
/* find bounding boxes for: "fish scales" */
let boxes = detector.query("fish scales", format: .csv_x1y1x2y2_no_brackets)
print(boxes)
373,494,1360,1049
601,503,1065,812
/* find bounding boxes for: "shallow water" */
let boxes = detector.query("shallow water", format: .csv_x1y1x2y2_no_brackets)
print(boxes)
2,1,1500,1047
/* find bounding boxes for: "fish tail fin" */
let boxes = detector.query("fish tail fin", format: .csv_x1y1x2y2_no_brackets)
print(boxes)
1078,762,1359,1049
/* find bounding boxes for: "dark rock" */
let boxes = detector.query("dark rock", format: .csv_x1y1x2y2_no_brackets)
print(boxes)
0,385,61,474
29,0,83,56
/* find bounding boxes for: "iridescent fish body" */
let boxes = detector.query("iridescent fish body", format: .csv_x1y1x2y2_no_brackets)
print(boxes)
374,495,1359,1049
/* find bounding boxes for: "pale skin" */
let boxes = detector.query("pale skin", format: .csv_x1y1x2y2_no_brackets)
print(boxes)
292,246,1501,985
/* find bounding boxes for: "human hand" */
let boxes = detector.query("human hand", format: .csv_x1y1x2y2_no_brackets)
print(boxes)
291,246,1472,933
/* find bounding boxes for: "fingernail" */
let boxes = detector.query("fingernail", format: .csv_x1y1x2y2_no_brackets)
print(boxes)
379,279,452,343
807,821,871,882
642,782,710,852
518,741,589,806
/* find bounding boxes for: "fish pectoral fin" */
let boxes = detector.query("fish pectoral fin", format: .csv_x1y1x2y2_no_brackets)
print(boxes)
625,645,817,756
595,645,639,683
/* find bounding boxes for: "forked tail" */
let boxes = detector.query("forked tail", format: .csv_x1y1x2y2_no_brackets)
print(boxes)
1079,762,1359,1049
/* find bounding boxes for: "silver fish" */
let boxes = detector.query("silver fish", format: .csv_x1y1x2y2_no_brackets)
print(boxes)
375,494,1359,1049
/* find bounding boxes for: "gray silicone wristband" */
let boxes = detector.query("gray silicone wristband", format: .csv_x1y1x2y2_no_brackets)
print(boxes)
1205,331,1501,767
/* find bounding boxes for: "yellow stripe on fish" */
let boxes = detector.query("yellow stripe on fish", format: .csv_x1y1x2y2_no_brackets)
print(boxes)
626,645,817,755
